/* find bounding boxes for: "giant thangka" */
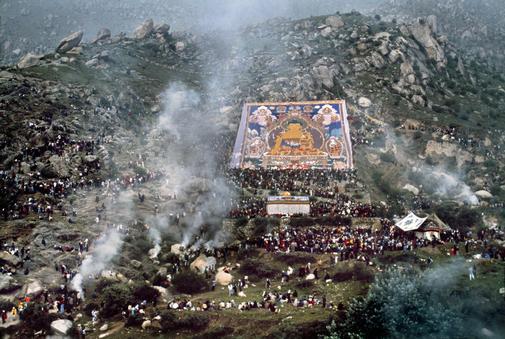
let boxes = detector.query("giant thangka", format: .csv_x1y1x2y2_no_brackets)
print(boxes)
230,100,353,169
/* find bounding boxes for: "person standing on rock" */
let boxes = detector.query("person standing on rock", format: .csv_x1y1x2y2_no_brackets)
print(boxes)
1,310,7,324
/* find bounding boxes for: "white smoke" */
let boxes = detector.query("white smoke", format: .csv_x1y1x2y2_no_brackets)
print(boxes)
143,83,237,250
427,169,479,205
71,228,124,299
384,127,479,205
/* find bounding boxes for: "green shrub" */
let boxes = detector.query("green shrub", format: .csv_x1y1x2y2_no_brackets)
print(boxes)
160,310,210,332
353,262,375,282
274,253,316,266
172,270,209,294
83,302,100,316
237,247,259,260
432,203,481,231
333,270,354,282
295,280,314,289
379,152,396,164
234,216,249,228
133,283,160,304
325,268,470,339
194,326,235,339
125,313,144,327
253,217,268,236
160,251,179,264
314,216,351,226
289,216,314,227
239,258,280,281
100,283,134,317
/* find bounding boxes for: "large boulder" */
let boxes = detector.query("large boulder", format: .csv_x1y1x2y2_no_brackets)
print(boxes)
51,319,73,335
320,26,332,38
56,31,83,53
25,279,44,295
425,140,472,167
131,260,142,269
358,97,372,108
411,95,425,107
153,286,169,301
93,28,111,43
426,15,438,34
312,65,335,88
475,190,493,199
17,53,43,69
141,320,152,330
403,184,420,196
325,16,344,29
408,19,446,67
175,41,186,52
0,275,21,293
43,154,70,178
369,51,385,68
389,49,403,63
170,244,184,255
154,23,170,35
400,61,414,77
190,254,217,273
133,19,154,39
0,251,22,267
215,268,233,286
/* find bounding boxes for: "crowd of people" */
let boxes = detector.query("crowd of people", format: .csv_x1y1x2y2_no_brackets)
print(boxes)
166,287,330,313
227,193,378,218
309,197,377,218
258,223,443,262
227,168,357,192
0,166,165,221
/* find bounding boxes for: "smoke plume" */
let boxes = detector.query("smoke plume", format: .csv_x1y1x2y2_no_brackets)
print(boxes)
71,228,124,298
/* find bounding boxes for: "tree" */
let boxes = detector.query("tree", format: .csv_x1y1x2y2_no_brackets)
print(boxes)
100,283,134,317
172,270,208,294
133,283,160,304
324,268,463,338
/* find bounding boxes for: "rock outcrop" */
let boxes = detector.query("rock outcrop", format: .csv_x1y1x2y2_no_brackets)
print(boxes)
0,275,21,293
93,28,111,43
215,268,233,286
0,252,22,267
51,319,73,335
17,53,44,69
133,19,154,39
408,18,446,68
325,16,344,29
56,31,83,53
190,254,217,273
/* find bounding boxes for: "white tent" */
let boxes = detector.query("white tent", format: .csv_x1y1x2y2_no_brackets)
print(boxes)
395,212,451,240
395,212,427,232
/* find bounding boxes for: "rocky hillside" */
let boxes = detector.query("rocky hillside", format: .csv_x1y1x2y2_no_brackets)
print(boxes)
0,0,382,66
0,9,504,337
379,0,505,68
2,11,505,225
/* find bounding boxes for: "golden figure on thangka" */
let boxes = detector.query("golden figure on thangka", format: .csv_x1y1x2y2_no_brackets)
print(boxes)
230,101,353,170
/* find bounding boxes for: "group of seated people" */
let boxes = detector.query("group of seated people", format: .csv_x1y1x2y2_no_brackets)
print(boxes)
227,168,357,191
167,289,329,313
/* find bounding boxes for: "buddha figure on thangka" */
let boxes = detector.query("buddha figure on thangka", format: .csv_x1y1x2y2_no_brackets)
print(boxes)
234,101,353,170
